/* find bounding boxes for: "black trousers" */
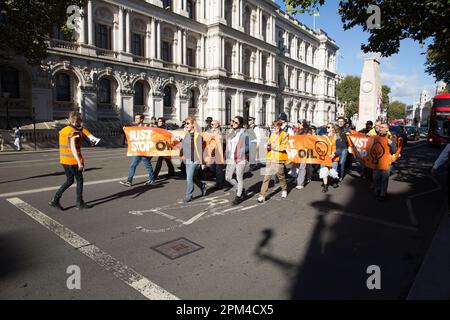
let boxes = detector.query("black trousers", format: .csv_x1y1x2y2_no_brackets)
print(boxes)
54,164,84,203
154,157,175,179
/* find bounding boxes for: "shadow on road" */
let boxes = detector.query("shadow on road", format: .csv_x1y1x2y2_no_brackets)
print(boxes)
0,167,103,184
253,143,446,299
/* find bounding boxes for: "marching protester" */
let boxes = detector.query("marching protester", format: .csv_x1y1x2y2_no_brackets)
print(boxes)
153,117,175,179
247,116,264,171
373,123,398,202
119,113,155,187
49,111,93,210
368,120,382,136
431,143,450,213
225,116,249,205
335,116,351,181
257,120,288,203
293,121,313,190
319,124,340,193
206,119,225,189
359,121,373,134
180,117,207,203
204,116,213,132
278,112,295,136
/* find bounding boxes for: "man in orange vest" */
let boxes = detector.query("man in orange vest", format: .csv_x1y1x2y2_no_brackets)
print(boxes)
49,111,92,210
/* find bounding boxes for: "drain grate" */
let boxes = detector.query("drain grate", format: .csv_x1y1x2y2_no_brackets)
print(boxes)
151,237,203,260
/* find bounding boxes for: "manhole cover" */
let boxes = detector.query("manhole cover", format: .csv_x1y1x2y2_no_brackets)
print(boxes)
151,237,203,260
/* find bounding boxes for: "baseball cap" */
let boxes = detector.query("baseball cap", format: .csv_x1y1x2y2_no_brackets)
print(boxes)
248,116,255,121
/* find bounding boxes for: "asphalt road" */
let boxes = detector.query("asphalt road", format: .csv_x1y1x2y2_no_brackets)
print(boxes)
0,140,446,299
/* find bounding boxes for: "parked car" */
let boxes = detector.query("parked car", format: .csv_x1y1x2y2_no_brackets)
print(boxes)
419,126,428,139
405,125,420,141
389,125,408,147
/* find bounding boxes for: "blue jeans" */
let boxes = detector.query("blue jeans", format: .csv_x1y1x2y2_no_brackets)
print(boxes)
185,162,204,200
127,156,154,183
338,148,348,179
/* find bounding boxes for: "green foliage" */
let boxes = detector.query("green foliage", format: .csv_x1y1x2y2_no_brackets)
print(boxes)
381,85,391,107
0,0,87,65
285,0,450,83
336,75,360,118
387,100,406,120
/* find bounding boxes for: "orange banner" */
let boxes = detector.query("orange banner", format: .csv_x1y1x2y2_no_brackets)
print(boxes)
124,127,180,157
347,134,393,170
286,135,332,166
202,132,225,165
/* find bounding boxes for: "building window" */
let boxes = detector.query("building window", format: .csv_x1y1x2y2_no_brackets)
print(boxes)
261,56,267,81
187,0,195,20
98,78,111,104
226,98,232,125
162,41,172,62
244,7,251,35
131,33,144,57
95,23,111,50
134,82,144,106
244,101,250,121
162,0,172,10
262,16,267,41
261,101,266,126
55,73,71,102
0,67,20,98
190,89,196,108
51,24,66,41
187,48,195,67
163,86,172,107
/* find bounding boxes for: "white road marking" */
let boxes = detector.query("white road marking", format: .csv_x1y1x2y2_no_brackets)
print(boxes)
183,211,209,225
0,172,166,198
0,155,126,169
6,197,178,300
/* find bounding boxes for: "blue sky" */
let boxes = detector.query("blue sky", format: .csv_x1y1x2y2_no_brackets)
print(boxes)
275,0,441,105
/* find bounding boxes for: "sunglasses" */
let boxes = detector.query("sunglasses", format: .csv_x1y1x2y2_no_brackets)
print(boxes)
186,122,192,125
327,126,332,129
231,120,239,124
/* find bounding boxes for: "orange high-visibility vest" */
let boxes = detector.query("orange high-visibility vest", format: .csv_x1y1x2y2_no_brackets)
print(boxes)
59,126,84,165
267,130,289,162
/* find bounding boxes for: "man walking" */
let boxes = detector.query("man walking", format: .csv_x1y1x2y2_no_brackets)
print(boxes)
49,112,92,210
153,117,175,179
335,117,350,181
14,126,22,151
119,113,155,187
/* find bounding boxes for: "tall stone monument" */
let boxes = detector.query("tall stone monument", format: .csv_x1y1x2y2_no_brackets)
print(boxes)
357,59,382,130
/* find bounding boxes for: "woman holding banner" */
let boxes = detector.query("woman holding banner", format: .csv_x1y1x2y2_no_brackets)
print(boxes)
180,117,207,203
319,124,340,193
225,116,250,205
257,120,289,203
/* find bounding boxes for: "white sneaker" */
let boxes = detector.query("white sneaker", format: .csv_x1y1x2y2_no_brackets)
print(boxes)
281,190,287,198
257,195,265,203
296,185,304,190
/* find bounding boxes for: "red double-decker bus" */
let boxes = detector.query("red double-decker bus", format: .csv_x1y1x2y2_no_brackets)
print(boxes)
428,93,450,146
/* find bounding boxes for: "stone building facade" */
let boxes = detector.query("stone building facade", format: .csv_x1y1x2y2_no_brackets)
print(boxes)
0,0,338,127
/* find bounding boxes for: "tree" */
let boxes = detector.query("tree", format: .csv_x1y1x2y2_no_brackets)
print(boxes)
387,100,406,121
381,85,391,108
284,0,450,83
0,0,87,65
336,75,360,118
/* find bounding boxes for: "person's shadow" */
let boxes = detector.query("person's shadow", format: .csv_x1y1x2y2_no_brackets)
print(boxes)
63,181,167,210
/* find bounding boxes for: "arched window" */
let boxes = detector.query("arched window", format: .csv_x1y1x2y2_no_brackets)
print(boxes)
244,7,251,34
163,86,172,107
190,89,197,108
226,98,232,125
187,0,195,20
55,73,71,102
98,78,111,104
262,15,267,41
134,82,144,106
224,0,233,26
95,23,112,50
0,66,20,98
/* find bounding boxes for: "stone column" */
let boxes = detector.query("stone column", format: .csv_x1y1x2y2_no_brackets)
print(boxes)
87,0,93,46
146,18,152,59
125,10,131,53
150,18,156,58
118,7,124,52
200,35,205,68
183,30,187,65
78,9,86,44
177,28,183,65
156,20,161,59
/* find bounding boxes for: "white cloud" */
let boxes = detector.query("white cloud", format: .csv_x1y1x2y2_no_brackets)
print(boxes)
381,72,437,105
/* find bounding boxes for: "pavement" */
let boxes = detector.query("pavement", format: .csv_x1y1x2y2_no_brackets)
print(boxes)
0,140,447,299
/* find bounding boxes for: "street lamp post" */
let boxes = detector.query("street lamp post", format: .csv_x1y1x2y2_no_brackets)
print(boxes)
2,91,11,130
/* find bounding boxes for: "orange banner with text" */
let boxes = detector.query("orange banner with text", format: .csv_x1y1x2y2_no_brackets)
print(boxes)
286,135,332,167
347,134,393,170
124,127,181,157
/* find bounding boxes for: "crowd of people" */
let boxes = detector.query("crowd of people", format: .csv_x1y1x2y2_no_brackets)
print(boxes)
48,111,404,210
